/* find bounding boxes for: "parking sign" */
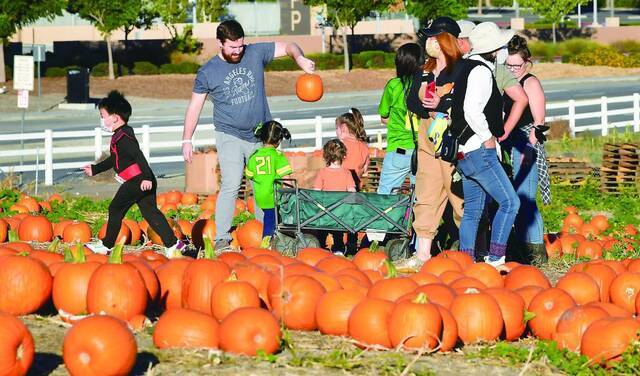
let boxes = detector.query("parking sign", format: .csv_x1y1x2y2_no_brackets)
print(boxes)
13,55,34,91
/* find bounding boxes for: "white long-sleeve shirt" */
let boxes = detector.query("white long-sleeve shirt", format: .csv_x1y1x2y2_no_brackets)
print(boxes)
460,55,496,154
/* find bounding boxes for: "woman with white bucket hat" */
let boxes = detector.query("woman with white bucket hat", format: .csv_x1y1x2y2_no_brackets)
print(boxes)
448,22,520,267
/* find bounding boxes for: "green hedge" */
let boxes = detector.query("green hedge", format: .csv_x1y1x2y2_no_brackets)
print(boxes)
91,62,109,77
159,61,200,74
525,20,578,30
266,51,395,72
45,67,67,77
569,46,640,68
133,61,158,75
612,40,640,54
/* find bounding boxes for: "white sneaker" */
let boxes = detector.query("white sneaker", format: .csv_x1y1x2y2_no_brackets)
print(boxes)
85,241,111,255
395,254,426,271
484,255,506,268
164,240,187,258
333,251,345,257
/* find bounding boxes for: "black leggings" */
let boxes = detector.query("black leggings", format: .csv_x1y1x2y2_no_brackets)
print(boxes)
102,178,177,248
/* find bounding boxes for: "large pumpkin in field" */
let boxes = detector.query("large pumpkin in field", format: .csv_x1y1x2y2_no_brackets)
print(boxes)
219,307,281,355
0,313,34,376
153,309,219,349
0,256,52,315
296,74,323,102
236,219,264,250
63,315,137,376
449,288,503,344
17,215,53,242
62,221,92,243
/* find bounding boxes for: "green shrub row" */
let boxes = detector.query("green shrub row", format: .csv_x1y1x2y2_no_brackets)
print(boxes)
266,51,396,71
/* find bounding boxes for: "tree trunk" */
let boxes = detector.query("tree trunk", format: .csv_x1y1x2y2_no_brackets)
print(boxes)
552,22,557,44
106,35,115,80
342,27,349,73
477,0,483,15
0,41,5,84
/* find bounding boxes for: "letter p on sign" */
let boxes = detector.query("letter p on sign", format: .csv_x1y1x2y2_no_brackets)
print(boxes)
291,0,302,32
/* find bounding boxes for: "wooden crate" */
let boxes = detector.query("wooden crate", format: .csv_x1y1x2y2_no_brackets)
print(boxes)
600,143,639,194
361,157,384,192
547,157,592,185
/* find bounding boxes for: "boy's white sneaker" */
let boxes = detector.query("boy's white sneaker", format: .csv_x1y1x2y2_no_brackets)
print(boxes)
84,241,111,255
164,240,187,258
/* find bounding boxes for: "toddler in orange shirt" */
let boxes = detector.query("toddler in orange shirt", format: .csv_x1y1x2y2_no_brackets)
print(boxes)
314,139,357,255
335,108,369,190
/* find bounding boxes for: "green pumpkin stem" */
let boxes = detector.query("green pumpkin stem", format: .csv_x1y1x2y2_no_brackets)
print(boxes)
8,229,18,242
47,237,60,253
523,310,536,324
63,246,74,262
369,241,379,252
384,259,397,278
73,243,86,263
108,242,125,264
412,292,429,305
203,235,215,259
260,236,271,249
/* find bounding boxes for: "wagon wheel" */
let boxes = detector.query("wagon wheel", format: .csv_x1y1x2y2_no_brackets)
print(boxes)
385,238,410,261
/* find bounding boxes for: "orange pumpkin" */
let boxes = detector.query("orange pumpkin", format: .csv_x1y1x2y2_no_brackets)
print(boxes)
0,312,34,375
180,192,198,205
218,307,281,355
316,289,366,336
0,218,8,243
576,240,603,260
63,315,137,375
53,220,73,238
62,221,92,243
86,244,148,321
233,262,274,309
435,304,458,352
580,263,617,303
17,215,53,242
436,250,474,269
610,272,640,313
269,274,326,331
98,222,131,245
585,301,633,318
9,204,28,214
503,265,551,290
388,293,443,350
315,256,357,274
123,219,142,245
514,285,544,309
49,193,64,204
463,262,504,288
527,288,576,340
236,219,263,250
218,252,248,268
153,309,219,349
449,288,503,344
553,305,609,352
348,298,394,348
352,243,388,273
367,277,418,302
581,317,640,363
182,258,231,315
156,258,192,310
412,283,456,309
483,288,528,341
53,248,101,316
0,256,52,315
419,257,462,277
211,279,261,321
295,73,323,102
556,272,600,305
164,190,182,205
127,260,160,302
18,197,40,213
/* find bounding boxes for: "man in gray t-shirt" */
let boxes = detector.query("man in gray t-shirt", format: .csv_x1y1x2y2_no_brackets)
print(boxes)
182,20,314,250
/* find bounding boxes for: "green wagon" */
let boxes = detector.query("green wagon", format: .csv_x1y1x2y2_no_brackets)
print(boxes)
272,179,415,260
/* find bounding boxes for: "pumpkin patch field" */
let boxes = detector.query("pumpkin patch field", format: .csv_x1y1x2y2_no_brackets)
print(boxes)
2,181,640,375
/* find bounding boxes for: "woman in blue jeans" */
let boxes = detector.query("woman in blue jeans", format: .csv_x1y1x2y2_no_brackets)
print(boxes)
501,35,549,263
450,22,520,267
377,43,424,194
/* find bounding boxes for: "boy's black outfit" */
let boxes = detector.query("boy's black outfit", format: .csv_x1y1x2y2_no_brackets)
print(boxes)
92,125,178,249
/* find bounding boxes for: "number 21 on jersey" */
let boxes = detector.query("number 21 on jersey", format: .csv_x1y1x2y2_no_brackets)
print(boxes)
255,156,272,175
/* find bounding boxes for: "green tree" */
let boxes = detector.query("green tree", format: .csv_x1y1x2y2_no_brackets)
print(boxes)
196,0,231,22
121,0,160,75
151,0,189,40
305,0,395,72
405,0,472,23
0,0,65,83
68,0,141,80
521,0,582,43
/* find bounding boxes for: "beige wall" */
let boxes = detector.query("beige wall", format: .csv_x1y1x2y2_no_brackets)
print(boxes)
11,19,415,45
592,26,640,44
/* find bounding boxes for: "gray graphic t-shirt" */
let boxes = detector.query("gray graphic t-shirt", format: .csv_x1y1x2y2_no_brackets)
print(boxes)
193,42,275,141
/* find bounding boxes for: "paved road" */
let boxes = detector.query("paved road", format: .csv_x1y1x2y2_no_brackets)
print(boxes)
2,75,640,185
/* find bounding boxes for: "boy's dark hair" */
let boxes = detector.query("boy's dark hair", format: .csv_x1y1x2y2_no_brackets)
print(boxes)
322,139,347,167
217,20,245,43
254,120,291,145
98,90,132,123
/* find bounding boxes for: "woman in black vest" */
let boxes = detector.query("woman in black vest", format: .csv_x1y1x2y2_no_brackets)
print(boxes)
450,22,520,267
502,35,549,264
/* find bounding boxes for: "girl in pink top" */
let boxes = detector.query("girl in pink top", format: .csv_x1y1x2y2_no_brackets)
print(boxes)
314,139,357,255
336,108,369,190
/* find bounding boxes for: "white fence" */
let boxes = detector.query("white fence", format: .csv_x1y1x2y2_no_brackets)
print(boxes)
2,93,640,186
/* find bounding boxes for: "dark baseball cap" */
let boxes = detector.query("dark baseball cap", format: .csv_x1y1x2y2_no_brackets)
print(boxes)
417,17,461,42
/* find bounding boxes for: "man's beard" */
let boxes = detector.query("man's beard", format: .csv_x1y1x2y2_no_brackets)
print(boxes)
221,49,244,63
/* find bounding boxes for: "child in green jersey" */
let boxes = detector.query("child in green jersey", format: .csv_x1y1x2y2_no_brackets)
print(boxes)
245,121,293,237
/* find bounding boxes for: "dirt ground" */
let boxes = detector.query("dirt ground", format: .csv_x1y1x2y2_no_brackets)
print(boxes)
4,63,640,100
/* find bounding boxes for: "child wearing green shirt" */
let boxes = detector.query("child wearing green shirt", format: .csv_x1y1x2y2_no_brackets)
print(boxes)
245,121,293,237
